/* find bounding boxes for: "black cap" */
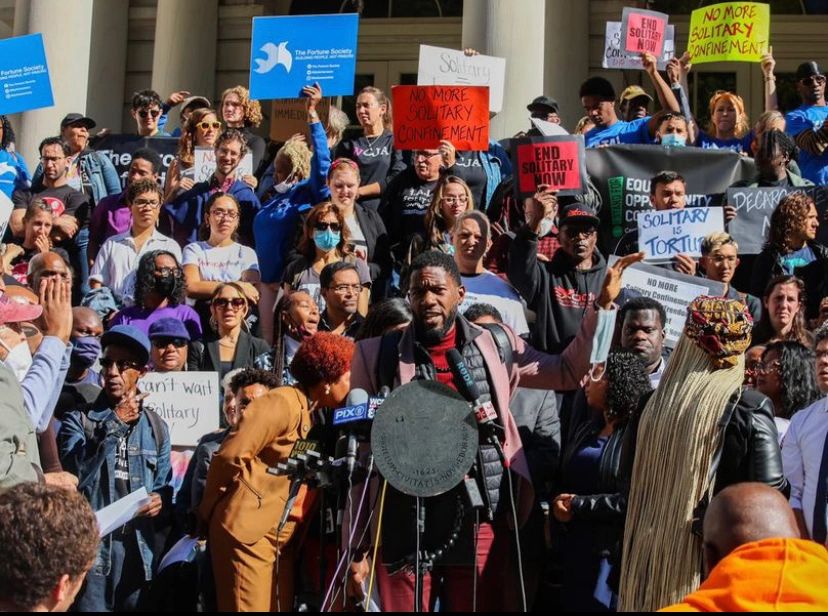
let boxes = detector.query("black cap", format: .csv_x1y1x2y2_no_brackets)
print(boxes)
60,113,96,130
527,96,559,114
558,204,600,228
796,61,823,81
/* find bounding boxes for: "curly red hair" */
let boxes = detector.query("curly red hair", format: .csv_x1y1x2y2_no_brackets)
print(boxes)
290,332,354,389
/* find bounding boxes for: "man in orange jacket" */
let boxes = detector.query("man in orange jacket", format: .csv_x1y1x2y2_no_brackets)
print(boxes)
661,482,828,612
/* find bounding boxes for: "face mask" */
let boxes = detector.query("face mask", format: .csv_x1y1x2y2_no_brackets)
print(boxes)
154,273,177,297
2,340,32,382
314,229,341,252
589,308,617,367
538,217,555,237
273,171,296,194
71,336,101,371
660,133,687,148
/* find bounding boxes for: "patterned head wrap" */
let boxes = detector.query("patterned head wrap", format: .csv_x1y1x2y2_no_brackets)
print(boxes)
684,296,753,368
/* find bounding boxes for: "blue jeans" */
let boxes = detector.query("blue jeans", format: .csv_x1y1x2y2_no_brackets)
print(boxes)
73,533,150,612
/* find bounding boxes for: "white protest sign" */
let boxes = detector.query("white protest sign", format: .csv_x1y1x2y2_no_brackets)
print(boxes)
95,487,150,537
417,44,506,113
530,117,570,136
637,207,724,261
602,22,675,70
139,371,220,447
193,147,254,183
610,257,725,348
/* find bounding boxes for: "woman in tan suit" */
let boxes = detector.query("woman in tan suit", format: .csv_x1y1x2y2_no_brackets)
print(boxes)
199,332,355,612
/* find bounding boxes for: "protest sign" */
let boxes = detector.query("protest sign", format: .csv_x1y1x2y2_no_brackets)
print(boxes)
638,207,724,261
392,85,489,151
140,371,220,447
193,147,254,183
603,22,675,70
93,134,178,189
621,7,669,56
688,2,770,64
585,145,756,255
0,191,13,240
610,256,726,348
512,135,587,198
270,98,330,142
530,117,569,137
0,34,53,115
726,186,828,254
417,45,506,113
249,14,358,99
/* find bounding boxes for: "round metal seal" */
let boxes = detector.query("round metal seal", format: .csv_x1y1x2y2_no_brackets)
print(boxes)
371,380,479,498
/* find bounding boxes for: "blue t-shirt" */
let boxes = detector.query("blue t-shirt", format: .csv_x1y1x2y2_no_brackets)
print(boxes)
786,104,828,185
0,149,29,199
780,244,816,275
695,130,754,154
585,117,650,147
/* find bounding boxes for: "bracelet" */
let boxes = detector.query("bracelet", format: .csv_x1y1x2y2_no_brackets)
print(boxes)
764,77,776,82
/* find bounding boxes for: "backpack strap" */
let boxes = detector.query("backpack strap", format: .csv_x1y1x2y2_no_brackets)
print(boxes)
477,322,514,375
144,408,166,456
377,330,404,391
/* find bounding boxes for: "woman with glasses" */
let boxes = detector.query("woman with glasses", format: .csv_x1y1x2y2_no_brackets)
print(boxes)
163,108,222,202
553,351,652,611
406,175,474,264
183,193,260,331
188,282,270,380
281,202,371,314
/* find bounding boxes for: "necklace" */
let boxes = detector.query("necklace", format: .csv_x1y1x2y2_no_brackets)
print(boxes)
218,337,238,347
363,131,384,152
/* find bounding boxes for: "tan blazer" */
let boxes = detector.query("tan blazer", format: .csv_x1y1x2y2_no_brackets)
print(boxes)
199,386,312,545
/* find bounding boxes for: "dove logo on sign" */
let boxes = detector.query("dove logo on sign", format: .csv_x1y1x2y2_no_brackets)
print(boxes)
254,42,292,75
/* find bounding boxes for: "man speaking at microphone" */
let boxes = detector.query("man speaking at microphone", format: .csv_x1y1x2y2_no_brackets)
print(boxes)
348,192,642,611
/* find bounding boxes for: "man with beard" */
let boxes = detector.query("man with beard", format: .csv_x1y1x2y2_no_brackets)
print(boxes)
785,61,828,185
347,246,642,611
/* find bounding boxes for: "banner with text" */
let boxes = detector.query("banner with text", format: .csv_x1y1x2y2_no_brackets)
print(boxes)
269,98,331,142
140,371,220,447
92,134,178,189
585,145,756,255
0,34,53,115
688,2,770,64
621,7,669,56
392,85,489,151
512,135,587,198
638,206,724,261
726,186,828,254
193,147,254,183
603,21,675,71
417,45,506,113
249,14,358,99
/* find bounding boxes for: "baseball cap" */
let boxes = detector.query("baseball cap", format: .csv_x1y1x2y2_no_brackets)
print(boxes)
148,317,191,342
527,96,560,114
796,61,824,81
619,86,653,103
101,325,151,365
180,95,211,113
60,113,96,130
558,204,600,228
0,294,42,324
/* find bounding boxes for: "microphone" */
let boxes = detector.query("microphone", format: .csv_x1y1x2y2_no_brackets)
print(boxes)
333,388,371,478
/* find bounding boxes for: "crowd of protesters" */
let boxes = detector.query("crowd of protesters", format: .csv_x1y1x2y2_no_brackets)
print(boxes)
0,42,826,614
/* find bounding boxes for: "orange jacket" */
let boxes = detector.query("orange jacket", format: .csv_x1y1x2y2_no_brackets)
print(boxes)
660,538,828,612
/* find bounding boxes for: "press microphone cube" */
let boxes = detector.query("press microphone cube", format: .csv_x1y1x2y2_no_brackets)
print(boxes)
332,401,370,425
474,400,498,423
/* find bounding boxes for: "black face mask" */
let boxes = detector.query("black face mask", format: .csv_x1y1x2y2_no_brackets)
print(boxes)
154,273,176,297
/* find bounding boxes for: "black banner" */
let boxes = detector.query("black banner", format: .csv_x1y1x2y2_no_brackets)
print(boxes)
586,145,756,255
92,134,179,189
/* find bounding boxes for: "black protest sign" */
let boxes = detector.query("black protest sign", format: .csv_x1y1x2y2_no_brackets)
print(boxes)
511,135,587,199
92,134,178,189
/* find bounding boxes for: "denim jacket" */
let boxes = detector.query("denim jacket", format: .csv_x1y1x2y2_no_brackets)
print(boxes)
58,394,173,580
33,149,121,205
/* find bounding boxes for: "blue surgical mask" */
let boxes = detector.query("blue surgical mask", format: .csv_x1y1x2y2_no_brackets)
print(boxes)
71,336,101,370
660,133,687,148
314,229,341,252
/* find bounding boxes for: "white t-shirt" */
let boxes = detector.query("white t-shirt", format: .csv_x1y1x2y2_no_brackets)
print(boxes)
182,241,259,282
460,271,530,336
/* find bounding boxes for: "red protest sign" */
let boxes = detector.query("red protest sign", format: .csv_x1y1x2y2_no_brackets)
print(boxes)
512,135,586,198
621,7,669,56
392,85,489,151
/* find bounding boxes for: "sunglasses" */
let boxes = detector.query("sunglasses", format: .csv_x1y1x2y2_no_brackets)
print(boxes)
152,337,188,349
100,357,144,372
800,75,826,86
197,121,222,131
315,222,342,232
212,297,247,310
138,109,161,119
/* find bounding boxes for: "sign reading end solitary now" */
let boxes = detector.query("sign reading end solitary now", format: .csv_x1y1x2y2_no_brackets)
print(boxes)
0,33,54,115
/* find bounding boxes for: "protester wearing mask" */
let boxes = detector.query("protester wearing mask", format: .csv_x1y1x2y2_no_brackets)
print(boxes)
148,318,190,372
270,290,319,386
67,306,103,386
110,250,201,340
654,111,690,147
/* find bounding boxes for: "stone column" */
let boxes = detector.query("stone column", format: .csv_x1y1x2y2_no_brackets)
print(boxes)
86,0,129,133
462,0,546,140
544,0,590,128
151,0,219,133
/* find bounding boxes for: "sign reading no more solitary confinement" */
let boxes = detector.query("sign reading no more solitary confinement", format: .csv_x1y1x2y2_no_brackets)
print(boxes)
392,85,490,151
637,206,725,262
512,135,587,199
249,14,359,100
0,33,54,115
688,2,770,64
139,371,220,447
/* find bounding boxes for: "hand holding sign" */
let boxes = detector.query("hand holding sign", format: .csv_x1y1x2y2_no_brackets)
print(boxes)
303,82,323,112
524,186,559,234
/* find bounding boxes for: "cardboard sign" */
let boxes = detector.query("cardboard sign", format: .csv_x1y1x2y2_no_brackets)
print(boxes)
512,135,587,198
726,186,828,254
139,371,220,447
92,134,178,189
392,85,489,151
417,45,506,113
530,117,570,137
688,2,770,64
0,34,54,115
192,147,254,183
269,98,331,142
249,14,358,100
621,7,669,56
638,207,725,261
610,256,726,348
603,21,675,70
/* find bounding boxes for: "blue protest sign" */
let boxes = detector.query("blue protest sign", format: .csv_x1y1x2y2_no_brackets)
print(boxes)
0,34,54,115
249,14,359,100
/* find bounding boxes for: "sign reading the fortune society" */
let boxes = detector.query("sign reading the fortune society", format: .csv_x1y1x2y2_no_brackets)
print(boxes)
512,135,587,198
140,371,220,447
0,34,54,115
417,45,506,113
621,7,669,56
688,2,770,63
249,14,358,100
603,22,675,70
637,207,724,261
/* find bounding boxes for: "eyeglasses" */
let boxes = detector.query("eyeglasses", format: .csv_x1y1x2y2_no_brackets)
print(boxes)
413,151,440,160
100,357,144,372
211,209,238,220
133,198,161,209
154,266,178,276
442,196,469,205
197,121,222,131
138,109,161,119
330,283,362,294
152,337,188,349
799,75,826,86
212,297,247,310
755,360,781,374
315,222,342,232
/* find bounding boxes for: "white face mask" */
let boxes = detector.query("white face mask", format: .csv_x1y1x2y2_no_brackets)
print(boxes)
1,339,32,382
273,171,297,194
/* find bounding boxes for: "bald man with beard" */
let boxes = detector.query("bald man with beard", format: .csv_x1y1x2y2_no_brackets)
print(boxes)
661,483,828,612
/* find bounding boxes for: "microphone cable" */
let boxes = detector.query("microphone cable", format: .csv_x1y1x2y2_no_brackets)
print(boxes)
505,466,527,612
365,478,388,608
